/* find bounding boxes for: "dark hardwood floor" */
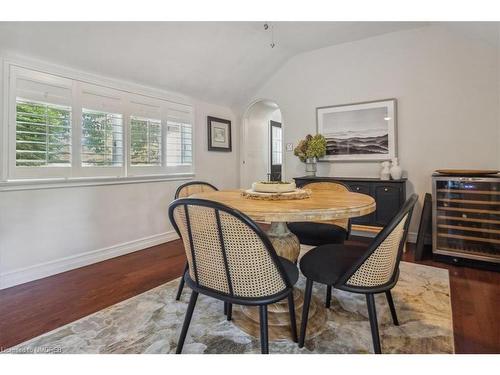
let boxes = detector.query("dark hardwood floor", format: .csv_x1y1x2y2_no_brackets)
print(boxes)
0,237,498,353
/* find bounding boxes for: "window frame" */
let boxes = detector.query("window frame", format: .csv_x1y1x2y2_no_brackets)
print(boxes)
2,60,196,185
8,66,74,180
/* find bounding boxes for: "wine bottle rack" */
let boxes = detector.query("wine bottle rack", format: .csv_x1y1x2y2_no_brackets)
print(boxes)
432,175,500,265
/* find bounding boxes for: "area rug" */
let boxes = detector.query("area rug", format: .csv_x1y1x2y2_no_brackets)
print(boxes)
9,261,454,354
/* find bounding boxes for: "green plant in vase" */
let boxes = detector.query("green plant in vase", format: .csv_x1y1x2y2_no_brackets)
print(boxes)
294,134,327,176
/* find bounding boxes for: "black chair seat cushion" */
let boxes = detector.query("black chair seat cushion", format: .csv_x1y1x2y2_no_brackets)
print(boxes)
287,221,348,246
279,256,299,285
299,243,368,286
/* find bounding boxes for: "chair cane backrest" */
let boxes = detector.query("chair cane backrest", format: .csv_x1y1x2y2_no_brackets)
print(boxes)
175,181,218,199
304,181,351,232
338,194,418,290
169,198,291,299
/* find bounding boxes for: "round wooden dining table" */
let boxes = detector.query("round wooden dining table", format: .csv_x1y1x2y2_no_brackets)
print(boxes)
190,188,376,340
191,189,375,262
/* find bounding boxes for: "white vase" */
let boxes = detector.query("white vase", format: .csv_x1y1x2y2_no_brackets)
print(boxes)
380,161,391,180
390,158,403,180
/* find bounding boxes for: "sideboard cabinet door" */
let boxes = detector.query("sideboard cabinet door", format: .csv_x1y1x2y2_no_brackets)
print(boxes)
346,183,373,224
374,185,403,226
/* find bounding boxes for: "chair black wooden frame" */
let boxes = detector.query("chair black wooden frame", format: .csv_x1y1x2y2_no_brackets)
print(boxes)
298,194,418,353
288,180,353,308
169,198,298,354
173,181,219,301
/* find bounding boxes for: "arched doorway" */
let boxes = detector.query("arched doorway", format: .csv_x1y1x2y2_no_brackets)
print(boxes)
240,100,284,188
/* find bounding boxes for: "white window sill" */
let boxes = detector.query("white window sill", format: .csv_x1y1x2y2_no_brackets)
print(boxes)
0,173,195,192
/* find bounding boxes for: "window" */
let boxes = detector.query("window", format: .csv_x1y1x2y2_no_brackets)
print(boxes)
130,116,162,166
271,125,282,165
166,120,192,166
16,99,72,167
6,64,195,182
81,109,124,167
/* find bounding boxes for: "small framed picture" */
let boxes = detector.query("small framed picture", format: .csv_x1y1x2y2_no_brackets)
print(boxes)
208,116,232,152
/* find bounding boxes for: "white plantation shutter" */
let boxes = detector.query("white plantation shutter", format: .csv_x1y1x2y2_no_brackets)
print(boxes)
130,116,162,166
127,96,166,175
81,109,124,167
166,107,193,171
10,66,73,179
15,99,72,167
166,120,192,166
78,83,125,176
15,70,72,107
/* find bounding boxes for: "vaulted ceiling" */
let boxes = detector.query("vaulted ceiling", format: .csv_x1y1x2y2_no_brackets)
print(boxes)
0,22,428,109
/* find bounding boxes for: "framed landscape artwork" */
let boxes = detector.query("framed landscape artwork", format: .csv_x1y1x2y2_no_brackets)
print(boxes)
207,116,232,152
316,99,397,161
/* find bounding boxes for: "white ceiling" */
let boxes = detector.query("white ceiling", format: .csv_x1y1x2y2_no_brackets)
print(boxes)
0,22,428,108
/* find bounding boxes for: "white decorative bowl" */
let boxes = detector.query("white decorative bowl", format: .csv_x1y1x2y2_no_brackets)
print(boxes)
251,181,296,193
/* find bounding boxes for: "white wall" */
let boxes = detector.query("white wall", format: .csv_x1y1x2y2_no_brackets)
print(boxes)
251,24,500,232
0,87,239,289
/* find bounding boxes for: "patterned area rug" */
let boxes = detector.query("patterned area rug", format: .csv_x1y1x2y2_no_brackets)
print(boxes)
9,261,453,354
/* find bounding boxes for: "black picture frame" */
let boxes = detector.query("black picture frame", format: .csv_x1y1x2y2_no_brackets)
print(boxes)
207,116,232,152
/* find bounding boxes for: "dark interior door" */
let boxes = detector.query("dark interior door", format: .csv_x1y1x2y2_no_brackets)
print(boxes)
270,120,282,181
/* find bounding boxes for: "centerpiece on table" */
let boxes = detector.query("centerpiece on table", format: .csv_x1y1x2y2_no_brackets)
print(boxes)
293,134,327,176
252,180,296,193
242,181,311,200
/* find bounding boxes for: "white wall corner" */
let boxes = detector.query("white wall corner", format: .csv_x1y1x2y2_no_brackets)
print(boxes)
0,230,179,290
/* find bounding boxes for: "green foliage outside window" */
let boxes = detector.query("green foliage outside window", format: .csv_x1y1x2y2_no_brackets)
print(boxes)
81,110,123,167
16,100,71,166
130,117,162,166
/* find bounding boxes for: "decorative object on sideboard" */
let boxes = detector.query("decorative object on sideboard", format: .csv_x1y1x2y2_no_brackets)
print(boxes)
316,98,397,161
435,169,499,176
390,157,403,180
380,161,391,180
293,134,327,177
207,116,232,152
305,158,317,176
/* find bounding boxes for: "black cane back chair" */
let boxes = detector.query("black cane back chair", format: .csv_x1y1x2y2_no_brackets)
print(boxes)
298,194,418,353
288,181,352,246
169,198,299,354
174,181,218,301
288,181,352,308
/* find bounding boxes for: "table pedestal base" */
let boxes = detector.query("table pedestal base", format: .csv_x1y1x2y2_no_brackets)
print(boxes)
231,288,326,341
266,222,300,263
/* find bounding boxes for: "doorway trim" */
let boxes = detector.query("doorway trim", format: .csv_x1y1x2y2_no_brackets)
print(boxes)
269,120,282,181
240,98,285,188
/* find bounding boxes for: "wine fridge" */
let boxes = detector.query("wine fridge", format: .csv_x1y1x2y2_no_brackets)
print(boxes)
432,175,500,268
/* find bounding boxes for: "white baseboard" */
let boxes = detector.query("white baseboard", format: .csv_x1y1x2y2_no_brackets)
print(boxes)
352,230,418,244
0,231,179,290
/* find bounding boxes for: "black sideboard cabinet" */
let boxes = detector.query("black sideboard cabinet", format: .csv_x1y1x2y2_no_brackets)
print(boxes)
294,176,407,227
